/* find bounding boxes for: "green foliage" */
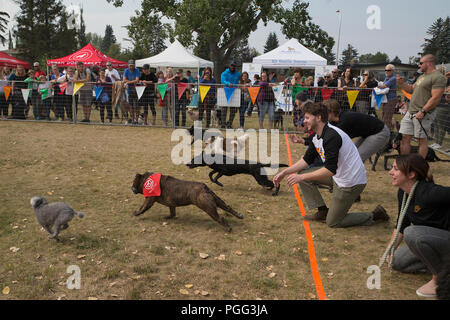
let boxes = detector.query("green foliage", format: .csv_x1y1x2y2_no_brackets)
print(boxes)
108,0,283,79
78,7,88,47
264,32,279,53
277,0,335,65
101,25,117,53
0,11,10,46
14,0,78,62
359,52,389,64
124,2,172,60
86,32,103,49
421,16,450,64
390,56,402,64
340,44,359,66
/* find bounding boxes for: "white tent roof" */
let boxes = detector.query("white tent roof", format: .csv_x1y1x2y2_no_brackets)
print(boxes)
136,40,214,69
252,38,327,69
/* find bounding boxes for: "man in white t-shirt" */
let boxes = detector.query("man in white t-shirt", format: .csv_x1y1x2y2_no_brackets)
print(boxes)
274,102,389,228
105,62,121,118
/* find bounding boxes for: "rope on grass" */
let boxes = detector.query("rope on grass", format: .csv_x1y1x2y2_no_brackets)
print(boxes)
378,181,419,271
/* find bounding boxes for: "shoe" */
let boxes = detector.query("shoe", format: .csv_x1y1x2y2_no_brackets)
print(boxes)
372,205,389,221
416,289,436,298
354,195,361,203
302,208,328,222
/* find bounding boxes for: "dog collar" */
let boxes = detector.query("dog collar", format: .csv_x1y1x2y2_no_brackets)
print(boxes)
143,174,162,198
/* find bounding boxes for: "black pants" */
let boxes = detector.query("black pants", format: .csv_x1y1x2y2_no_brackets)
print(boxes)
198,95,214,128
0,95,8,117
11,90,26,119
140,95,156,117
62,94,73,120
175,100,187,127
99,101,112,122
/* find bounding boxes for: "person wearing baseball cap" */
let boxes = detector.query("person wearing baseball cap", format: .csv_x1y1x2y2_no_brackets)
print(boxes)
123,59,140,124
33,62,46,78
220,61,241,128
139,63,158,125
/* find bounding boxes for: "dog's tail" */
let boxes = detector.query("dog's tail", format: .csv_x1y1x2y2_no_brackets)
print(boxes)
206,188,243,219
74,210,84,218
434,153,450,162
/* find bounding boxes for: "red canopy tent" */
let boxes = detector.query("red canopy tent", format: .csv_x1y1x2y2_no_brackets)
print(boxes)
46,44,128,68
0,51,31,69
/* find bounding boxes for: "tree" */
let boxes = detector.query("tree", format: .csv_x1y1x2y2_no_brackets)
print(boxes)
78,7,88,47
14,0,79,62
277,0,336,65
390,56,402,64
421,16,450,64
359,51,389,64
0,11,9,46
8,30,14,49
101,25,117,53
264,32,279,53
340,44,359,66
108,0,283,81
124,2,172,60
86,32,104,49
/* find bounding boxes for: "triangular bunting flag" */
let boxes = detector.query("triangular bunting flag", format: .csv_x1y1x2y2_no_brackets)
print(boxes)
224,87,236,103
3,86,12,102
373,90,384,109
321,88,334,101
157,83,168,100
401,89,412,101
21,89,31,103
199,85,211,103
135,86,145,100
189,93,199,107
177,82,188,100
40,88,49,100
94,86,104,100
58,82,68,95
273,85,284,103
73,82,84,96
346,90,359,110
248,87,260,105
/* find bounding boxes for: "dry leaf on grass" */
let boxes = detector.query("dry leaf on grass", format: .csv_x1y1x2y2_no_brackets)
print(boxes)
199,253,209,259
235,250,243,256
77,255,86,259
217,254,226,261
2,286,10,295
179,289,189,295
201,291,210,296
268,273,277,278
88,297,98,300
308,293,316,299
184,284,194,289
321,258,329,262
9,247,20,253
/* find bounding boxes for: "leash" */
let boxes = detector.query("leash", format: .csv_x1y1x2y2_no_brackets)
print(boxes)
411,113,430,139
379,181,419,271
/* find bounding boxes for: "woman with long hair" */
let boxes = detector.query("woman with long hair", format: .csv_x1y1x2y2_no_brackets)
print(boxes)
379,154,450,298
198,70,217,128
9,65,28,119
74,61,93,123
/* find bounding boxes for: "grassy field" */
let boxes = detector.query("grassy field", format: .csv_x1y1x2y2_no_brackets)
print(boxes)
0,119,449,300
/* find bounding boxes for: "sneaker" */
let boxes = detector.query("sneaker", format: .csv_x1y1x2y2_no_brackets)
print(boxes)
302,208,328,222
372,205,389,221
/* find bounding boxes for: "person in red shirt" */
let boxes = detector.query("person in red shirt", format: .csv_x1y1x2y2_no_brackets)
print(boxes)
33,62,46,78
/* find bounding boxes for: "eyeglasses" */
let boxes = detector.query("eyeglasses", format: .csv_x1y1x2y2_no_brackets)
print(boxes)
363,74,369,76
385,69,393,72
324,76,330,78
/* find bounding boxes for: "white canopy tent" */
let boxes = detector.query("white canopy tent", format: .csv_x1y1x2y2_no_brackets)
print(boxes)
252,38,327,69
136,39,214,69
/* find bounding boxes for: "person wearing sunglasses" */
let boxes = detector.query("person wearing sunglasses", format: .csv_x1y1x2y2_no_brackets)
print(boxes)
357,71,378,114
377,64,397,131
396,54,446,158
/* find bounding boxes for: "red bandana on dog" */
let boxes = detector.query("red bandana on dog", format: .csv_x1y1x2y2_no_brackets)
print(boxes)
143,174,162,198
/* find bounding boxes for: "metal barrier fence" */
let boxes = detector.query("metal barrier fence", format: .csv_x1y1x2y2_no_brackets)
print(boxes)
1,80,449,151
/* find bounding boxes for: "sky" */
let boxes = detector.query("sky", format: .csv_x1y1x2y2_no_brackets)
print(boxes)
1,0,449,64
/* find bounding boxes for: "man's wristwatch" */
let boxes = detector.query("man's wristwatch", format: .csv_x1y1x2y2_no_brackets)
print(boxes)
421,108,427,114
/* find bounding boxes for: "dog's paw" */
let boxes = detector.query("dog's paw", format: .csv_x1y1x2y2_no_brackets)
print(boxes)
133,211,141,216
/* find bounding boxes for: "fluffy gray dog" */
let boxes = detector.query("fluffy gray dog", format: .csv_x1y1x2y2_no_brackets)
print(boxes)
30,196,84,241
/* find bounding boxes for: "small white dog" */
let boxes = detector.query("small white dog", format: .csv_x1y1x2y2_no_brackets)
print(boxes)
207,133,249,155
